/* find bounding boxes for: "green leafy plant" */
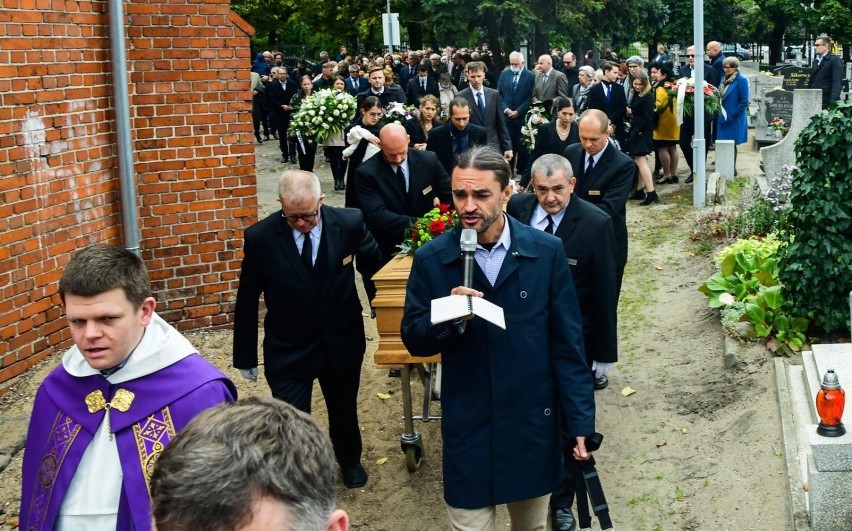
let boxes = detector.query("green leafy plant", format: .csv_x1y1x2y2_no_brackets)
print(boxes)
700,235,809,355
778,99,852,334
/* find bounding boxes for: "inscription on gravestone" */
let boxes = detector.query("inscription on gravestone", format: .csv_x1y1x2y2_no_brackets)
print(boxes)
781,67,811,90
764,88,794,125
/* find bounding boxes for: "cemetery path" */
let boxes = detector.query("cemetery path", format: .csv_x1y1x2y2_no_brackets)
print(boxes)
0,137,791,530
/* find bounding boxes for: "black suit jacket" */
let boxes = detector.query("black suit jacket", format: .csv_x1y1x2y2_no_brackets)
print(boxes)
457,87,512,152
563,143,634,278
267,79,299,123
426,123,488,175
507,193,618,364
233,206,382,379
406,76,440,105
586,81,627,127
355,148,452,260
357,88,404,108
808,53,844,109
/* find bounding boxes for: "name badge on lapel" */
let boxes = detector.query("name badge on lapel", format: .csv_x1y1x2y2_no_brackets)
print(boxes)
422,185,433,196
588,190,601,196
342,255,353,266
568,258,578,266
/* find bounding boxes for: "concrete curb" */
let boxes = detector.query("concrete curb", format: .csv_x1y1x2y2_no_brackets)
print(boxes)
0,432,25,474
774,358,811,530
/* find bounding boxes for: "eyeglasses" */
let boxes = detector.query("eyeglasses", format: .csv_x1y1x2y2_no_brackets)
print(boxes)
686,55,695,58
282,201,321,223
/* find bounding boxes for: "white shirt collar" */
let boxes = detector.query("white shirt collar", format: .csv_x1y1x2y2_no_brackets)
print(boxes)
478,214,512,252
532,203,567,231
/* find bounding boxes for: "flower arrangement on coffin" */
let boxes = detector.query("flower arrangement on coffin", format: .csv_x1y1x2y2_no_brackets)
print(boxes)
521,102,552,151
380,102,419,126
397,204,458,255
290,89,357,144
665,78,723,118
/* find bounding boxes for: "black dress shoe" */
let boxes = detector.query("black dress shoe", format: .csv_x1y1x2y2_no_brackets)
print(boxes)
341,463,368,488
685,174,694,184
629,189,646,200
552,507,577,531
290,156,297,164
639,190,659,206
594,374,609,390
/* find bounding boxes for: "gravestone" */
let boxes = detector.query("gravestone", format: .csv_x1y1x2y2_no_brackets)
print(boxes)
750,73,783,130
780,66,811,90
763,88,794,128
758,89,822,196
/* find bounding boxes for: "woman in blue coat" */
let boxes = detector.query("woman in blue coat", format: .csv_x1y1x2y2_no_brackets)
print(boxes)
716,56,750,173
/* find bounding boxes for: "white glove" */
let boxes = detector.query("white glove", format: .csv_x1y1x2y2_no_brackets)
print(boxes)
239,367,259,382
591,361,615,378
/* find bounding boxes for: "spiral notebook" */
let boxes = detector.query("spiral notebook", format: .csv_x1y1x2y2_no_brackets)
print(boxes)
430,294,506,329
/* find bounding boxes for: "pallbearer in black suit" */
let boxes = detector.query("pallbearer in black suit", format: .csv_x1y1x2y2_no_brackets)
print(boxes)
585,61,628,149
563,110,634,295
233,170,383,490
356,123,453,283
507,153,618,530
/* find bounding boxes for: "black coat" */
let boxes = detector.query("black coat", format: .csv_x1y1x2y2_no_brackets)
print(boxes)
808,53,844,109
426,123,489,175
343,119,383,210
233,206,382,379
563,143,634,286
522,121,579,187
356,88,404,108
406,76,440,106
627,90,655,156
355,148,452,261
507,193,618,364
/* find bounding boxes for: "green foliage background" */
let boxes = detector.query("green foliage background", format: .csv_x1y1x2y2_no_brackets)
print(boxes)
778,100,852,334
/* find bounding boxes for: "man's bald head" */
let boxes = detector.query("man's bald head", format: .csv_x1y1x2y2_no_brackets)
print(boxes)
537,54,553,73
706,41,721,58
578,109,609,134
379,123,409,166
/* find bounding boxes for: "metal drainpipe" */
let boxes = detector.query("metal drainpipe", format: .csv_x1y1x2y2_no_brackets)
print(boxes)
108,0,141,256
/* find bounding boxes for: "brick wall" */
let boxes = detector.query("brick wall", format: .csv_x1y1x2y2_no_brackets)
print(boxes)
0,0,257,389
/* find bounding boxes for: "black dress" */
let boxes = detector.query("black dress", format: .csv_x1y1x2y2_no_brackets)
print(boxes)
344,117,384,209
627,91,655,157
521,120,580,187
404,118,439,147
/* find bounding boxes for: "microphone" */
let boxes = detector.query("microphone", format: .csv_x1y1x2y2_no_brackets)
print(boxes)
460,229,477,288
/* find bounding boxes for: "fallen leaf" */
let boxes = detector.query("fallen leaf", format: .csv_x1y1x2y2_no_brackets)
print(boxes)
621,386,636,396
656,441,667,447
375,457,389,465
681,427,689,434
803,482,809,492
774,448,783,458
654,266,663,271
376,392,391,400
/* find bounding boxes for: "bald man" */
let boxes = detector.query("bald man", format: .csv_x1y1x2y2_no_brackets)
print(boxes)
563,110,634,295
534,54,570,112
355,123,453,266
705,41,725,88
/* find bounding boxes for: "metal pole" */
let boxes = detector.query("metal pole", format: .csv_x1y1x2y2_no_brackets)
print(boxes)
692,0,706,208
108,0,141,255
386,0,394,55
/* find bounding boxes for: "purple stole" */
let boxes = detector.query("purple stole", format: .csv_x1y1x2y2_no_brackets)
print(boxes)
20,354,237,531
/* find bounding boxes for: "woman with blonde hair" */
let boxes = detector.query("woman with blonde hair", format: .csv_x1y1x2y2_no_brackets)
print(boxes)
405,94,441,150
626,70,658,204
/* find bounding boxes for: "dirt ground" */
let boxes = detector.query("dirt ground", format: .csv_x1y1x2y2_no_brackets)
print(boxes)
0,135,793,530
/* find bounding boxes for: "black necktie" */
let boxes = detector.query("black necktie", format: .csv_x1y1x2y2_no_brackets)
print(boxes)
587,156,595,174
301,233,312,269
476,92,485,114
396,166,407,194
544,214,554,234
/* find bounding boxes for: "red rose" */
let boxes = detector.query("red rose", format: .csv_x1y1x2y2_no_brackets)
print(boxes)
411,230,419,240
428,219,446,235
438,203,451,214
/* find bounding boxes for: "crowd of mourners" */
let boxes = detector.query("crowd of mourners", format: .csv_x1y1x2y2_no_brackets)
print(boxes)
248,41,753,204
